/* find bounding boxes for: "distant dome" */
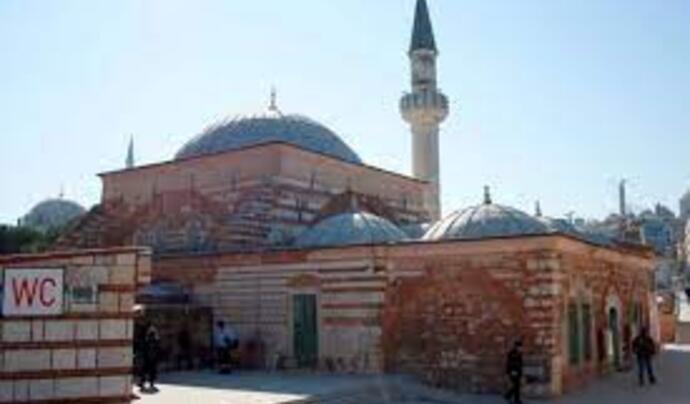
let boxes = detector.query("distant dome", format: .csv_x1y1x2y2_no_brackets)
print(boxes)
295,211,408,248
22,198,86,233
175,112,362,164
537,216,612,245
572,225,615,246
423,192,549,241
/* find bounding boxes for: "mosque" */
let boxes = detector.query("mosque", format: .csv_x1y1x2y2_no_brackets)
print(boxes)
51,0,655,397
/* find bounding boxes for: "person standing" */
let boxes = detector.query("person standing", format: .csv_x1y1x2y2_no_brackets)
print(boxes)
176,326,193,370
632,326,657,386
140,324,161,391
133,322,146,390
504,340,524,404
215,320,238,374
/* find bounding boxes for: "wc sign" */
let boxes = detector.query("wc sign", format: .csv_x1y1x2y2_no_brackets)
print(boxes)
2,268,64,316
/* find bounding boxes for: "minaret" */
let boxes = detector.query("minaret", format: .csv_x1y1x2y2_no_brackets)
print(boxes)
400,0,449,221
126,136,135,169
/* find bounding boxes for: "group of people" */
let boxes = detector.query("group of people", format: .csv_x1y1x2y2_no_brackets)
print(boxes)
503,327,659,404
131,320,239,394
132,318,660,401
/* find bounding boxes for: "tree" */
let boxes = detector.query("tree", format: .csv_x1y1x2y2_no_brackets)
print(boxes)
0,225,61,254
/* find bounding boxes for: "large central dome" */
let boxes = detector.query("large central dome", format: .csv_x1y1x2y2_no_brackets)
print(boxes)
175,111,363,164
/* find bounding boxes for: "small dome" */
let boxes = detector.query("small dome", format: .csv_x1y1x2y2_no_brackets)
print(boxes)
400,222,432,239
424,190,549,241
22,198,86,233
572,225,615,246
295,211,408,248
175,112,362,164
538,217,579,235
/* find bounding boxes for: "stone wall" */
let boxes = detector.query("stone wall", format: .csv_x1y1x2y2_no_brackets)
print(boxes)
153,235,653,397
382,250,558,395
0,247,151,403
207,257,385,372
557,247,651,392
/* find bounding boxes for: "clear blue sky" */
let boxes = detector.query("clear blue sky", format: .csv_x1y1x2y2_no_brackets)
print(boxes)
1,0,689,225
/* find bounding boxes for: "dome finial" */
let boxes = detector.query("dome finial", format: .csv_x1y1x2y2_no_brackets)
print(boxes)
349,193,359,212
483,186,492,205
268,86,281,115
535,200,542,217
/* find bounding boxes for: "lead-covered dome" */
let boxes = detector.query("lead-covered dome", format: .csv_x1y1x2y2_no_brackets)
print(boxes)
22,198,86,233
424,189,549,241
295,211,408,248
538,216,579,235
175,111,363,164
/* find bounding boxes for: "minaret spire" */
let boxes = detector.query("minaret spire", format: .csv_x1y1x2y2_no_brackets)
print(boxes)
410,0,437,53
400,0,449,221
619,179,627,217
126,135,135,169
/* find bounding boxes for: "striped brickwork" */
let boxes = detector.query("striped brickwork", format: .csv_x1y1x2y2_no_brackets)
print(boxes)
157,234,654,397
0,247,150,403
57,143,430,253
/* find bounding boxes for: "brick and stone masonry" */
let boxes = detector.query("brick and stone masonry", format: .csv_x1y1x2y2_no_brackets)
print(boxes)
0,247,151,403
156,233,654,397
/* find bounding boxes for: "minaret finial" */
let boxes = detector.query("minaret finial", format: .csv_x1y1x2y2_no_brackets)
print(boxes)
349,193,359,212
483,186,492,205
59,184,64,199
126,135,135,169
535,200,542,217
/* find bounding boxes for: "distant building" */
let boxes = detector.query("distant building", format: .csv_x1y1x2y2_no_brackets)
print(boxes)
21,197,85,234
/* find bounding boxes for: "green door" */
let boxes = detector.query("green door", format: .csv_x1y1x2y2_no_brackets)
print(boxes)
293,294,318,367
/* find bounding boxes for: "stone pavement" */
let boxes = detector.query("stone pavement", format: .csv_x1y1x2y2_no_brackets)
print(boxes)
136,346,690,403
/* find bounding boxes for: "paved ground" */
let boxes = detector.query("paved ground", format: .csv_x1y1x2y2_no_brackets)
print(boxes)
134,372,384,404
136,346,690,403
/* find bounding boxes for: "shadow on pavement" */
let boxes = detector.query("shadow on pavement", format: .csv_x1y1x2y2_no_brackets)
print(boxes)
140,347,690,403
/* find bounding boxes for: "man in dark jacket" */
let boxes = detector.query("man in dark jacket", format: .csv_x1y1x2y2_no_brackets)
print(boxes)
141,324,161,391
504,340,524,404
632,327,657,386
134,322,147,390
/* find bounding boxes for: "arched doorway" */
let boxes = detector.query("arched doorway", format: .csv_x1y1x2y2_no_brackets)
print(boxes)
608,307,621,369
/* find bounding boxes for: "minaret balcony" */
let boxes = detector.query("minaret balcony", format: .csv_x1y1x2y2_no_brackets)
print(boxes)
400,90,449,124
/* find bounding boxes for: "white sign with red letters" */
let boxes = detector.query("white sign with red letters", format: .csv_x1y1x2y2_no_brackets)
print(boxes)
2,268,64,316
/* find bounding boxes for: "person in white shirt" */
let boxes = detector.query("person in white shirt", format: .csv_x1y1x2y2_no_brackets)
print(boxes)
214,320,238,373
